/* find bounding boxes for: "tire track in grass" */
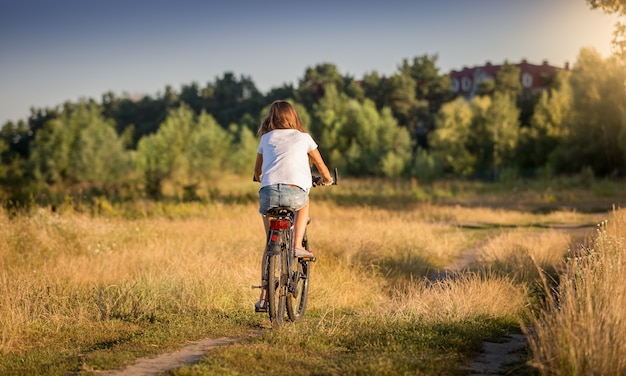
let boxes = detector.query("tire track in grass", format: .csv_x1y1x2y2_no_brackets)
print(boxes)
463,334,529,376
99,331,262,376
437,223,596,375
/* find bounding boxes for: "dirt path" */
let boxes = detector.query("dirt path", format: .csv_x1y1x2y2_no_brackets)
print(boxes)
439,223,596,375
98,334,259,376
426,239,530,375
463,334,529,375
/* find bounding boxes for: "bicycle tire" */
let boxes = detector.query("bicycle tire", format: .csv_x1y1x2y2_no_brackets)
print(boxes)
267,250,286,326
287,229,310,321
286,258,310,321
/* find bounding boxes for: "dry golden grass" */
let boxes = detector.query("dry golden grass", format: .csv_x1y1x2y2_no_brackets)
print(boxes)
388,272,527,322
1,189,616,374
0,200,530,356
425,203,596,227
527,208,626,375
475,229,574,282
310,202,470,286
0,204,264,354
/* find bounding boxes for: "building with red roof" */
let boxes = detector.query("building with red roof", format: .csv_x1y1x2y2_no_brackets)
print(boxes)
449,60,568,97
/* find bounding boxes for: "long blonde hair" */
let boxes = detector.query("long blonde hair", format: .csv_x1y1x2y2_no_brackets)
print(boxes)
257,100,305,136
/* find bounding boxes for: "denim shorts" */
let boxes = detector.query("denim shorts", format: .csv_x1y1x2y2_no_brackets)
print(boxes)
259,184,309,215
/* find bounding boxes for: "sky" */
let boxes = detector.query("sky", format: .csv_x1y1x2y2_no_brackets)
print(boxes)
0,0,620,125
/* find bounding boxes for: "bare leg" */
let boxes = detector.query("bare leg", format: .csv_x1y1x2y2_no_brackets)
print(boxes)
258,286,267,301
262,214,269,241
294,201,309,250
258,214,269,303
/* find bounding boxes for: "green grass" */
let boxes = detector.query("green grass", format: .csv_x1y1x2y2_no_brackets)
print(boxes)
172,313,520,376
0,309,261,376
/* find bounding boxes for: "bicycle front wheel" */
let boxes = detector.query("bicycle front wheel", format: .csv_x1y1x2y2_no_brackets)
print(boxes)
267,252,285,326
286,258,310,321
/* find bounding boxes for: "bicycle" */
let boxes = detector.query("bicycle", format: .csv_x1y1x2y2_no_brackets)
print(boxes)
253,168,338,326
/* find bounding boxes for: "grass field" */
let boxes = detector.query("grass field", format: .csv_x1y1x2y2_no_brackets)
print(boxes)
0,176,624,375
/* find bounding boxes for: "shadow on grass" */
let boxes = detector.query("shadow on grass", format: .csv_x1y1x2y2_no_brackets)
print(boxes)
352,247,435,287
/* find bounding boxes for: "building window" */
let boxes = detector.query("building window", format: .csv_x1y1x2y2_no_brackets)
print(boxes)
451,78,459,92
462,77,472,92
474,69,486,83
522,72,533,88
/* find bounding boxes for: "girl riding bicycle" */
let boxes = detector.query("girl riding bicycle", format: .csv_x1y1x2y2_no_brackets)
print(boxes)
253,100,333,312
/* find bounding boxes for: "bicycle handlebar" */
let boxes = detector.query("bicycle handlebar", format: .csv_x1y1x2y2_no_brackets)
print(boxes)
312,168,338,187
253,168,339,187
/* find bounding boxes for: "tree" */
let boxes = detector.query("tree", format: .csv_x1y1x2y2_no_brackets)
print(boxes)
310,84,345,165
228,124,258,175
135,105,194,198
0,132,28,201
588,0,626,60
345,79,366,102
206,72,264,128
485,92,521,176
69,111,130,186
389,60,419,128
29,102,129,191
112,94,169,146
29,107,79,185
368,56,452,152
361,70,392,111
517,71,572,170
408,55,453,122
553,48,626,175
185,111,232,184
264,84,296,105
589,0,626,11
494,62,522,96
430,97,477,175
0,139,7,181
135,105,233,198
296,63,345,111
0,119,31,162
430,90,520,179
406,55,454,149
312,85,411,176
179,82,206,114
462,96,492,176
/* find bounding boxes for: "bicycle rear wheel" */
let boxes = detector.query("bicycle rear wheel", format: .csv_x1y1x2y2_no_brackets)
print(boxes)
286,258,310,321
267,252,285,326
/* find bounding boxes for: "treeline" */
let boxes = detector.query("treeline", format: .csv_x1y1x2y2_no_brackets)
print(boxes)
1,49,625,205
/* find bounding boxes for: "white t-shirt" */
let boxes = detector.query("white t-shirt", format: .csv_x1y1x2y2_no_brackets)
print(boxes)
257,129,318,190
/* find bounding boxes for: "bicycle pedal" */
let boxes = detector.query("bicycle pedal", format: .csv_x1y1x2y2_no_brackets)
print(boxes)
254,300,268,312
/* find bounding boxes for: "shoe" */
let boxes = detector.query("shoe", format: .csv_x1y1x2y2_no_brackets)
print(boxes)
255,300,267,313
295,248,316,261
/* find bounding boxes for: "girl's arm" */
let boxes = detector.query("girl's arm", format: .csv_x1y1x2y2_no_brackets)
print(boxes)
308,148,333,184
254,153,263,182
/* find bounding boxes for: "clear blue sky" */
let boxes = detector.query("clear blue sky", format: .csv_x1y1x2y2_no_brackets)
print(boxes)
0,0,619,124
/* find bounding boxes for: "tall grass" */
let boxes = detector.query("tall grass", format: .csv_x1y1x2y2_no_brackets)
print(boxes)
0,179,615,374
0,201,474,349
388,272,527,322
475,229,574,282
527,208,626,375
0,204,263,363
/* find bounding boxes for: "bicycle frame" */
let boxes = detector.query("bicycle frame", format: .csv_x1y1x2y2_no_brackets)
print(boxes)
256,169,337,326
260,206,315,326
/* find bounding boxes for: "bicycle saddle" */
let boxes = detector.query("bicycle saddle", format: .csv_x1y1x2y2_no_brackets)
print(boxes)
266,207,295,216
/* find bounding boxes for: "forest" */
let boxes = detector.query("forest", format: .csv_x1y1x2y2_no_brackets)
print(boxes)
0,46,625,205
